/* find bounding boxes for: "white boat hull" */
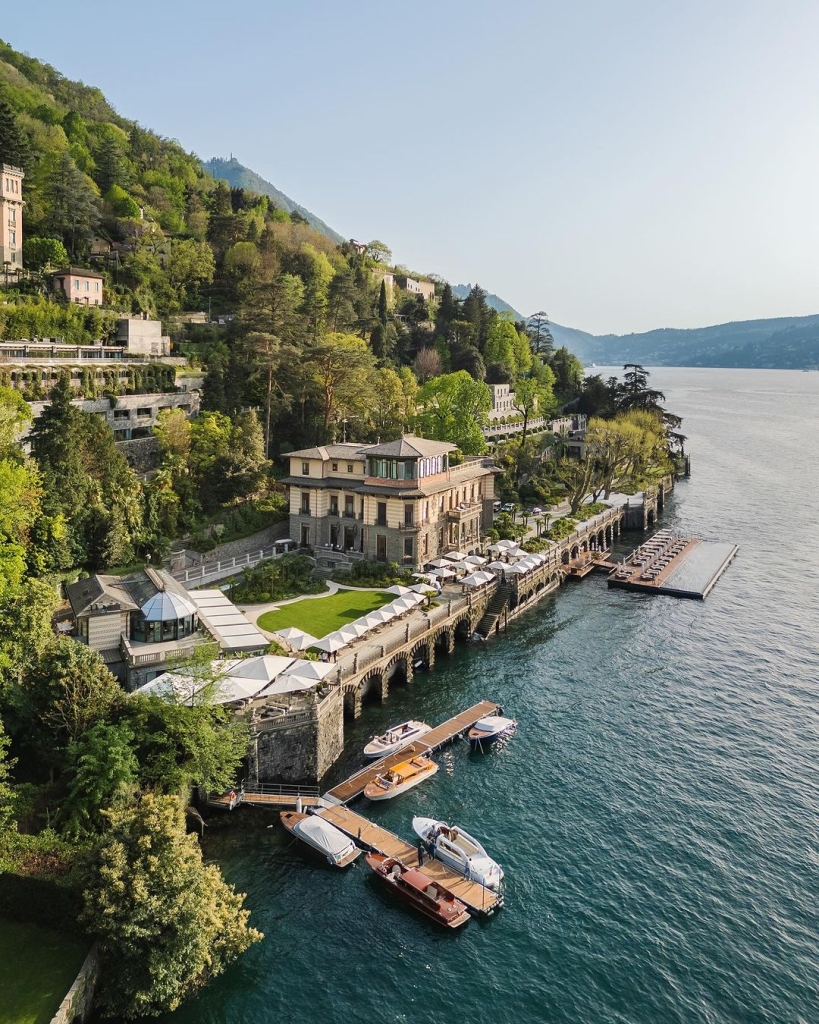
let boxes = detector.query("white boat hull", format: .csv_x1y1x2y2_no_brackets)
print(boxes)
363,720,431,759
412,816,504,890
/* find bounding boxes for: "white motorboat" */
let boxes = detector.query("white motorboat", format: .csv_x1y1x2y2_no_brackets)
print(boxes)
280,811,361,868
363,755,439,800
363,719,432,759
412,816,504,890
467,714,517,745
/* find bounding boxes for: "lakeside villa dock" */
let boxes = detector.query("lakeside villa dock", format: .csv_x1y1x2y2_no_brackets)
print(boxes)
607,531,739,599
322,700,501,804
316,804,503,916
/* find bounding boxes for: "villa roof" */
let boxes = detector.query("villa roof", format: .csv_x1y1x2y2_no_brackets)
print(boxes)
285,442,373,461
66,574,138,617
50,266,105,280
67,567,196,620
363,435,456,458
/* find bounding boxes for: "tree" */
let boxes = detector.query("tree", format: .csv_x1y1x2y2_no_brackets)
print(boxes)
484,319,517,378
307,333,377,437
24,637,123,748
21,236,68,272
365,239,392,264
0,716,17,840
81,794,262,1018
615,364,666,413
166,238,215,291
59,721,139,839
417,371,491,455
527,311,553,356
513,376,547,447
43,152,101,255
0,93,30,170
0,386,30,457
414,346,443,383
154,407,192,464
549,346,585,399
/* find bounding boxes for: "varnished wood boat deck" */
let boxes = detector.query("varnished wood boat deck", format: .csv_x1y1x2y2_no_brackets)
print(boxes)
322,700,501,805
207,790,321,811
317,804,503,916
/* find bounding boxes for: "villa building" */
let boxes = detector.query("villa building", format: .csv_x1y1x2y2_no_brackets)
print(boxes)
488,383,517,421
0,164,24,269
394,275,435,303
51,266,104,305
283,435,497,571
66,566,268,688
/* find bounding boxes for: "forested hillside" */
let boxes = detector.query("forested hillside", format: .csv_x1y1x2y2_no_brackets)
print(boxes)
202,157,344,244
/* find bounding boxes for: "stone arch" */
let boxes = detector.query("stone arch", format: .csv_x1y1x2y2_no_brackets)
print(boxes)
657,483,665,511
571,544,579,560
647,507,656,527
454,616,472,642
597,529,605,549
386,654,410,686
342,687,358,719
360,669,386,705
562,549,570,565
434,627,454,655
410,640,431,670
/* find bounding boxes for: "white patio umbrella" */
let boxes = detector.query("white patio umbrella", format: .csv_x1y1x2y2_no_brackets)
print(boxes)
390,596,417,612
369,607,396,623
281,660,335,682
385,584,413,595
486,543,506,555
412,572,437,583
289,632,319,652
409,583,436,595
337,622,366,643
463,554,487,566
443,550,468,561
505,563,528,574
427,558,451,569
257,676,317,697
487,560,509,571
275,626,312,644
472,570,495,584
429,566,456,580
496,539,518,550
461,573,482,587
311,633,348,653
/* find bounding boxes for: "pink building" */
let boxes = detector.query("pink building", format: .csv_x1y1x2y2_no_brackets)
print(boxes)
51,267,104,305
0,164,24,270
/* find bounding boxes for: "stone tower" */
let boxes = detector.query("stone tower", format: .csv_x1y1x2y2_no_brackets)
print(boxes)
0,165,24,270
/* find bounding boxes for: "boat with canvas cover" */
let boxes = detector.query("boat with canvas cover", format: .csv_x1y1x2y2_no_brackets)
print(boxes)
467,714,517,745
363,755,438,801
365,853,471,929
412,816,504,890
280,811,361,867
363,719,432,759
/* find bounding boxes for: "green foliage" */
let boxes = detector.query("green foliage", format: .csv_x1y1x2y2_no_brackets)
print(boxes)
231,553,324,603
0,296,118,345
417,371,491,455
21,235,68,269
59,721,138,839
331,560,413,588
81,793,262,1019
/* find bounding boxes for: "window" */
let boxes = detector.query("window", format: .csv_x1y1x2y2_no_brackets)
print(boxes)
404,504,414,527
332,462,338,472
404,537,414,558
302,462,309,475
84,280,90,291
376,502,387,527
73,280,79,290
300,493,310,515
9,209,14,223
344,497,355,517
329,495,339,515
95,281,100,292
9,231,15,246
347,463,354,473
300,525,310,547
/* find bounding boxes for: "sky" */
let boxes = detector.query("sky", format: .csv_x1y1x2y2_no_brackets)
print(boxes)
5,0,819,334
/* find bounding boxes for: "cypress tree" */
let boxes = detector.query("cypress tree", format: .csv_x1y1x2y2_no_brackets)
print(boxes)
0,93,30,170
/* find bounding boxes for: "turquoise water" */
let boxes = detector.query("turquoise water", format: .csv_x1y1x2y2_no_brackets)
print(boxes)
160,369,819,1024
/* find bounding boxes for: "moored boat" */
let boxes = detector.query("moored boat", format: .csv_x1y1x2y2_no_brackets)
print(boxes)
365,852,471,929
280,811,362,867
412,816,504,890
363,719,431,759
467,714,517,745
363,755,439,801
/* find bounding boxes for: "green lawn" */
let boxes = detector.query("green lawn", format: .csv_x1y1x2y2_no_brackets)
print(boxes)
257,589,393,638
0,919,89,1024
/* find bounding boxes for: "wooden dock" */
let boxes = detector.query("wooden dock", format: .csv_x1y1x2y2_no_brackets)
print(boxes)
207,784,321,811
316,804,503,917
322,700,501,805
607,533,738,599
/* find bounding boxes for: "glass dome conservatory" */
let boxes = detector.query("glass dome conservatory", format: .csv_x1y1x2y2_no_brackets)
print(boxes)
130,587,198,644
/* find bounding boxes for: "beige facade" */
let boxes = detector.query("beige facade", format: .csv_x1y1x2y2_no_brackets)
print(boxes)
395,275,435,303
284,437,497,569
52,267,104,305
116,315,171,356
0,164,24,269
488,383,517,421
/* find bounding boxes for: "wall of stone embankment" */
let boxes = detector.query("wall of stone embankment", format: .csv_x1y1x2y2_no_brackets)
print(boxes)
49,945,100,1024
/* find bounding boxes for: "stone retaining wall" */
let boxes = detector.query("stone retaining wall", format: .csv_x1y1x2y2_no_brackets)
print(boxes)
49,944,100,1024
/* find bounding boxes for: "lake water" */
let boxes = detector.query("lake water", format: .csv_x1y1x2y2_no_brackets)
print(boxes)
159,368,819,1024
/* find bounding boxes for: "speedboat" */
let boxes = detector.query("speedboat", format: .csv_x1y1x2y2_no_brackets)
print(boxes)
467,714,517,745
363,755,438,801
280,811,362,868
365,853,471,929
412,816,504,891
363,720,431,759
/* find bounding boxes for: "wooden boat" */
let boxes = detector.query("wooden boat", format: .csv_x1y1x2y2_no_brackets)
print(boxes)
365,853,471,929
412,816,504,890
280,811,361,867
363,755,438,801
363,719,432,759
467,714,517,745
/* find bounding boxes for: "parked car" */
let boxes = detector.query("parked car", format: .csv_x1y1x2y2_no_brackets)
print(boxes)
493,501,502,513
500,502,515,513
531,506,544,516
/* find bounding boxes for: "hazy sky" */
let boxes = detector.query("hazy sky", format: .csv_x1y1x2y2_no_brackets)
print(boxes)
6,1,819,333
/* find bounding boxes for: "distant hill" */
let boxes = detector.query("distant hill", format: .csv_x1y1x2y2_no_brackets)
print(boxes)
549,315,819,369
202,157,344,244
451,284,524,320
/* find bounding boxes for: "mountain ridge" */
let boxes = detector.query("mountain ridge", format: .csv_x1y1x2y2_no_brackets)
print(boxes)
202,156,344,244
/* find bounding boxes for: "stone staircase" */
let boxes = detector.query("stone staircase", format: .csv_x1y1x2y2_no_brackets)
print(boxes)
474,581,514,638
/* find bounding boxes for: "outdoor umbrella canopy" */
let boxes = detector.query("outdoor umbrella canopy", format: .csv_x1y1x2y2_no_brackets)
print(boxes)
385,584,413,595
463,554,487,566
338,622,367,641
427,558,452,569
257,677,317,697
369,608,395,624
473,570,495,584
311,633,348,653
461,573,482,587
275,627,310,643
429,566,456,579
409,583,436,595
225,655,295,681
412,572,437,583
391,596,418,611
289,632,319,651
487,560,509,571
281,660,335,682
443,550,467,561
496,538,519,550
